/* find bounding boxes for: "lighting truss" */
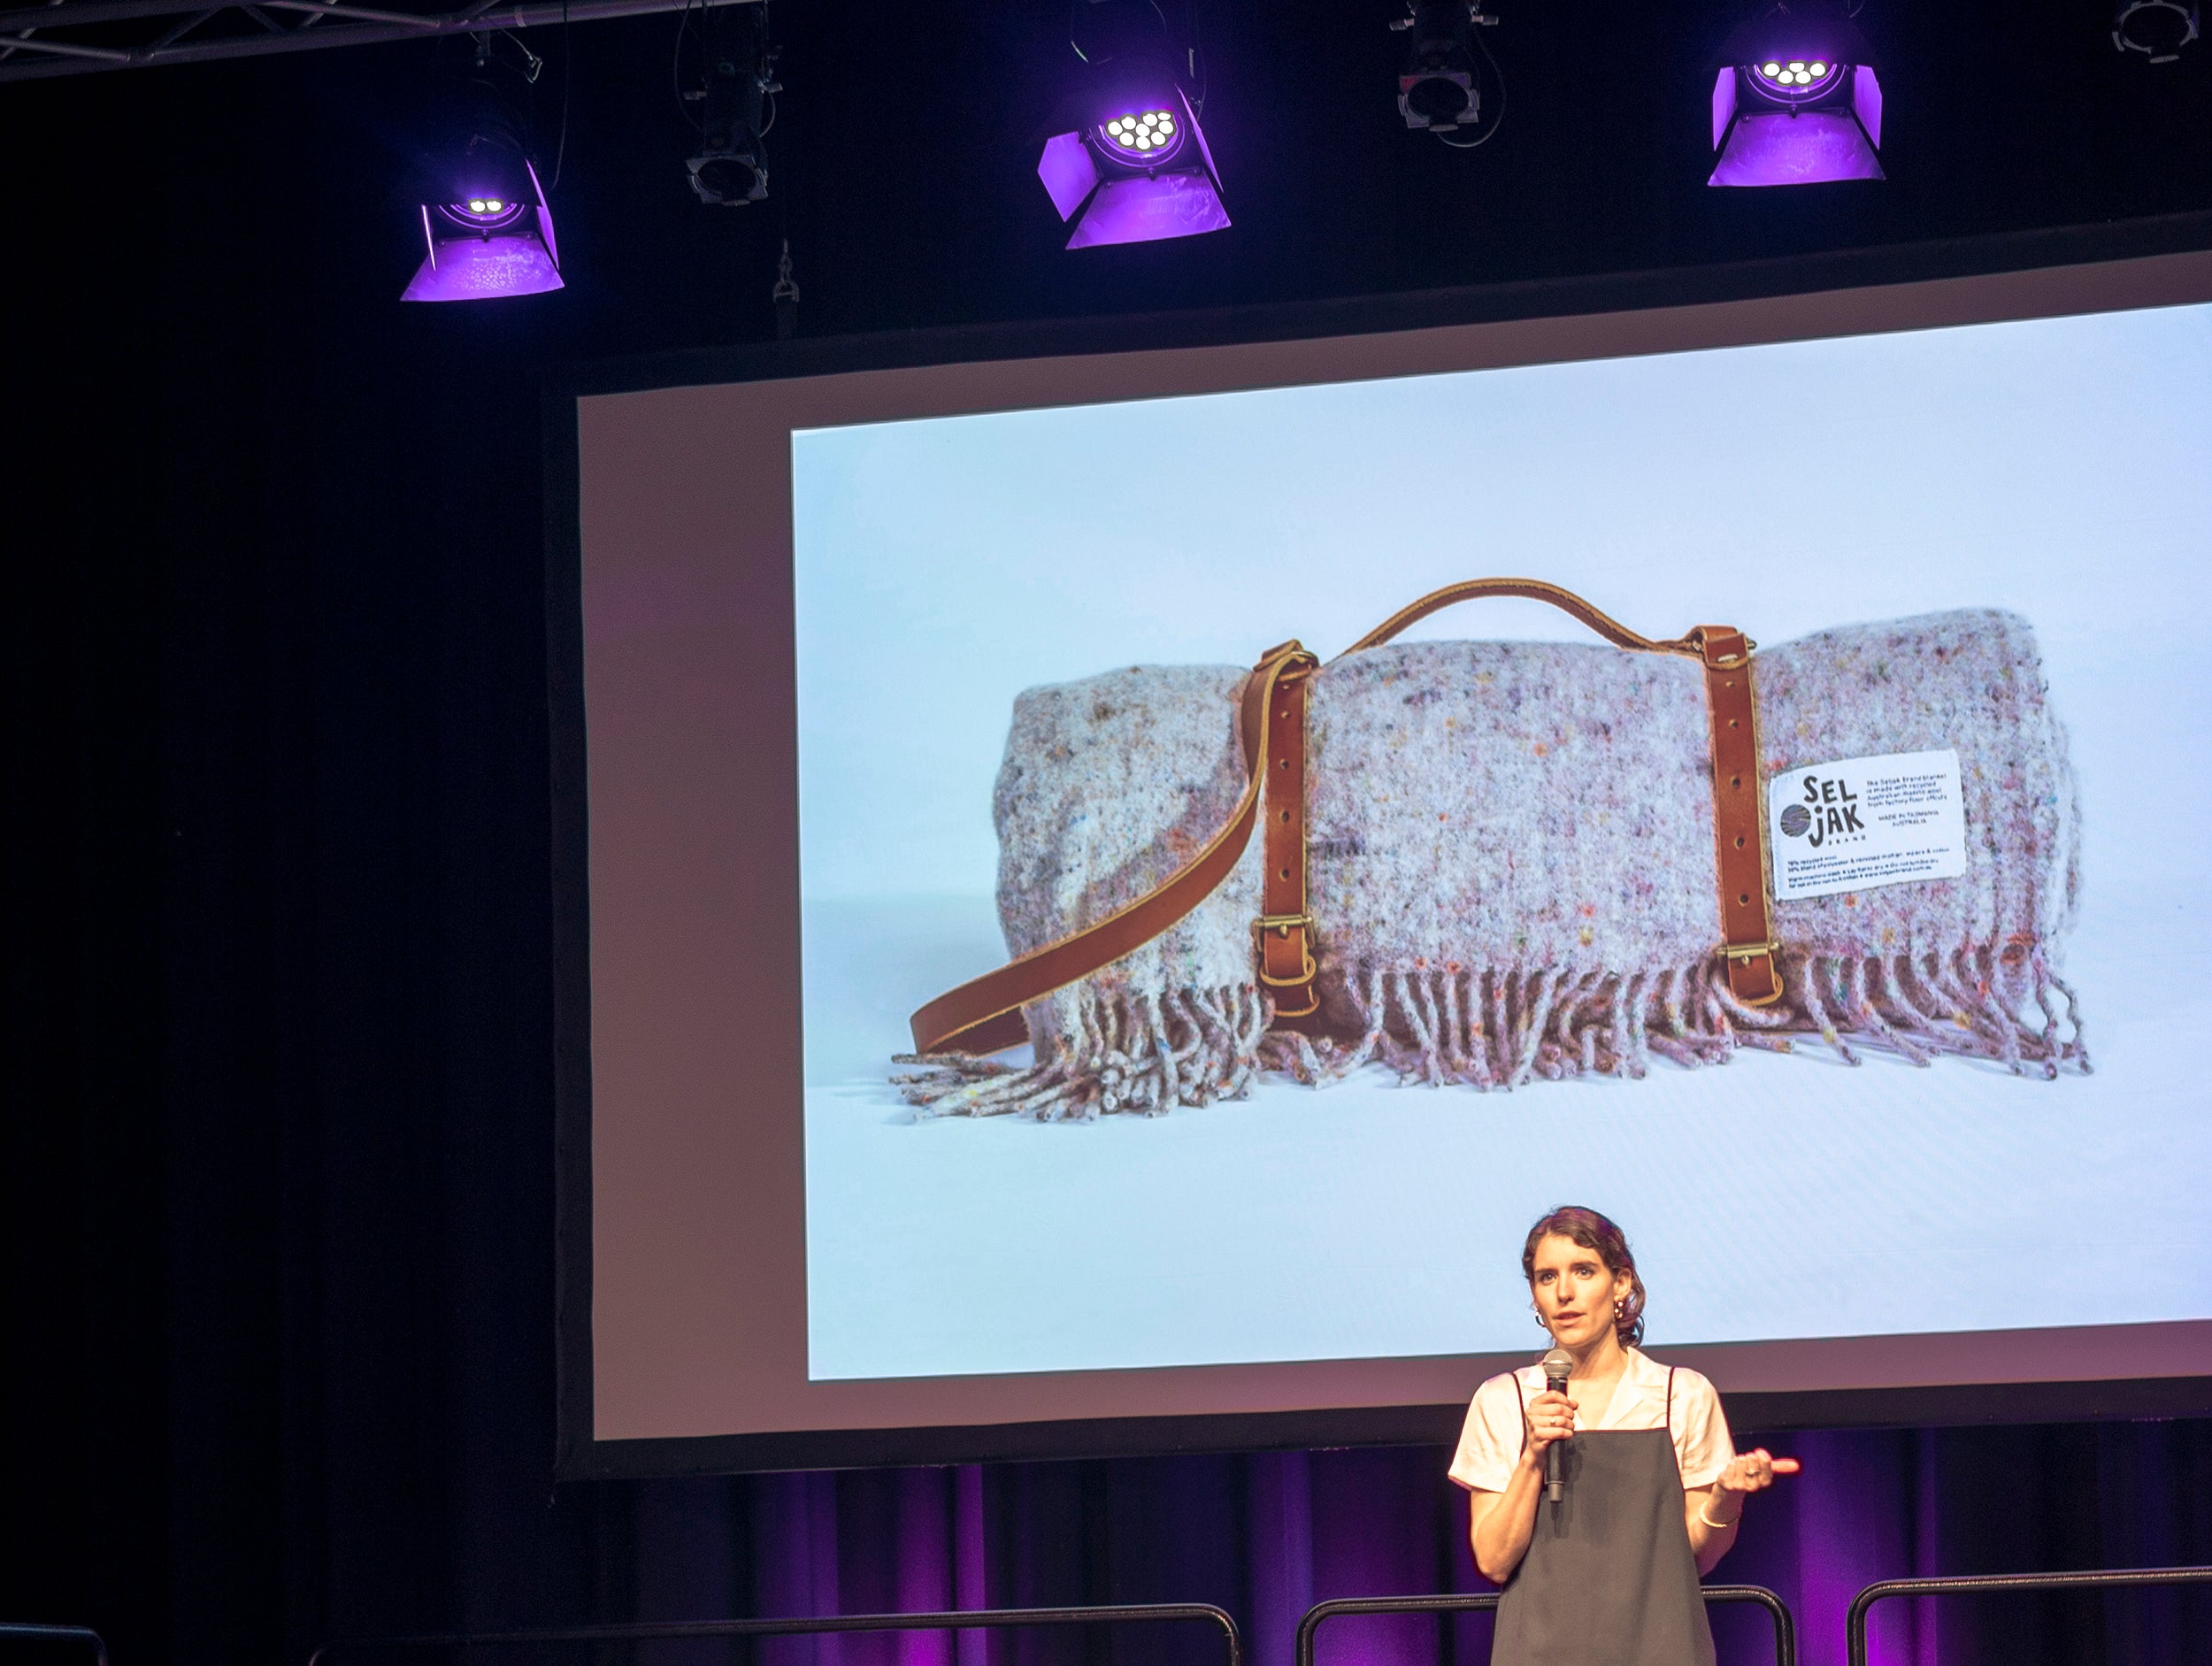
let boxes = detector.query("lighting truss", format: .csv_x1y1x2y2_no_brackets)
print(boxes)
0,0,756,85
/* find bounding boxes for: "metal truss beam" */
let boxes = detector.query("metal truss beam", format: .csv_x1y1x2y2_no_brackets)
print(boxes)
0,0,753,84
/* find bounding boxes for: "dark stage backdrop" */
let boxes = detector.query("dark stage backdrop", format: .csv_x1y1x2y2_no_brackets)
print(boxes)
4,7,2212,1666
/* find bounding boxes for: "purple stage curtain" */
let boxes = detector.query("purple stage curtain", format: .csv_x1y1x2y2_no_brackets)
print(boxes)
611,1422,2211,1666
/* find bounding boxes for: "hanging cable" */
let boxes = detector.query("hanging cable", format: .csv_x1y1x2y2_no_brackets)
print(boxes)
549,0,572,187
1433,18,1505,148
672,0,706,137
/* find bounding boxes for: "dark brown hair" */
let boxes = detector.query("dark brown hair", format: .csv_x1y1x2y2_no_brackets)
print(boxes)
1522,1206,1647,1348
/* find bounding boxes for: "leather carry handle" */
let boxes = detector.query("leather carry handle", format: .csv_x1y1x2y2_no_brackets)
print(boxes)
1342,580,1779,1005
1340,578,1704,660
1248,580,1712,1020
908,580,1781,1056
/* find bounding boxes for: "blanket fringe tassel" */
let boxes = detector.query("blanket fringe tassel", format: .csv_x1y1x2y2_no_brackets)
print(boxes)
894,945,2087,1118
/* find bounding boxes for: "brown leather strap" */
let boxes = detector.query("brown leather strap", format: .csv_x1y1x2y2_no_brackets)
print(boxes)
908,641,1321,1055
1693,626,1783,1006
910,580,1786,1056
1256,649,1318,1017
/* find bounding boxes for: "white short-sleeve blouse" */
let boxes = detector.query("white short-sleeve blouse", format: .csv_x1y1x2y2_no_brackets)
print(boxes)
1446,1347,1734,1494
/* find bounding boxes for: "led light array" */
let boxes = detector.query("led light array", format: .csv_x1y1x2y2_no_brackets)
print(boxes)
1038,83,1226,248
1103,109,1177,153
1756,57,1831,87
1709,11,1884,188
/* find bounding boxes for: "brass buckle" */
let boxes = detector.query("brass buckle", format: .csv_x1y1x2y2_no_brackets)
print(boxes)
1253,914,1317,988
1718,940,1785,1008
1686,627,1759,670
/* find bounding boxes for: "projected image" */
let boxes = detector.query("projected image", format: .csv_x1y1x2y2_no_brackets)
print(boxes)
895,605,2081,1123
790,302,2212,1385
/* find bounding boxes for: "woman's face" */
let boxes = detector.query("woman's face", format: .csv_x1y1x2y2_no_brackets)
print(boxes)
1529,1233,1632,1350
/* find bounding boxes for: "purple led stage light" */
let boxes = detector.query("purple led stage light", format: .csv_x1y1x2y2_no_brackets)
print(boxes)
1035,81,1227,250
1709,10,1883,188
404,155,562,303
403,67,563,304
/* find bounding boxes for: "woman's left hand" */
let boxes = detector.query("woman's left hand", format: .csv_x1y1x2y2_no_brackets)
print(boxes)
1689,1448,1800,1571
1713,1447,1801,1507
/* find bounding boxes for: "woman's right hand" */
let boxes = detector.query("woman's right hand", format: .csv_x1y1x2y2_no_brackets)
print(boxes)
1520,1389,1577,1470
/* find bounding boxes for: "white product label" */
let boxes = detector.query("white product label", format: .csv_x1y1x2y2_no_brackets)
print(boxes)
1765,748,1967,902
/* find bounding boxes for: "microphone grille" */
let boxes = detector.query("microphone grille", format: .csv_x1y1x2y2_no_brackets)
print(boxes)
1540,1346,1574,1382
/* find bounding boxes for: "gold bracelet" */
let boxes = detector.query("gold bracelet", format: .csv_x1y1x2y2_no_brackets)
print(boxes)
1698,1502,1741,1531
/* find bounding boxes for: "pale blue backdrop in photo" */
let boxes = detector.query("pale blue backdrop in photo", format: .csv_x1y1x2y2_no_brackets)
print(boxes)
791,302,2212,1382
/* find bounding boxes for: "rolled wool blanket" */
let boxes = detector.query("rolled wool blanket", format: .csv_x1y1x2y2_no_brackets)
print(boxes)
898,609,2086,1119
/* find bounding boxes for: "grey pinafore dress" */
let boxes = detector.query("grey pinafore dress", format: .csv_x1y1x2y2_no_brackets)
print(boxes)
1491,1368,1717,1666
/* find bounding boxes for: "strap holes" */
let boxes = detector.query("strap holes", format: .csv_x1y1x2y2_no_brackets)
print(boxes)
1728,718,1740,729
1278,810,1291,823
1733,834,1745,848
1277,758,1290,770
1731,775,1742,789
1278,867,1291,881
1739,893,1751,906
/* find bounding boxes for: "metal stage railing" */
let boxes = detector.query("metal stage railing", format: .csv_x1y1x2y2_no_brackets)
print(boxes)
1293,1585,1795,1666
0,1625,111,1666
1846,1563,2212,1666
310,1604,1240,1666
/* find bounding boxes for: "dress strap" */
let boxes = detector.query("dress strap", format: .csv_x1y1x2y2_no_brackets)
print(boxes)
1514,1371,1530,1444
1666,1366,1677,1429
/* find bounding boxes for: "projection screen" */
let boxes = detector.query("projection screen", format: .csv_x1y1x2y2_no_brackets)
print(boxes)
551,224,2212,1478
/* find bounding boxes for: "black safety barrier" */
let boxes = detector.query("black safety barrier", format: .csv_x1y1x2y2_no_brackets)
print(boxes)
310,1604,1240,1666
1294,1585,1794,1666
1846,1563,2212,1666
1,1625,111,1666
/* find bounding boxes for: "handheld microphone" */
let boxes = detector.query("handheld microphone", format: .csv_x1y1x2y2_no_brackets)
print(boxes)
1540,1346,1573,1504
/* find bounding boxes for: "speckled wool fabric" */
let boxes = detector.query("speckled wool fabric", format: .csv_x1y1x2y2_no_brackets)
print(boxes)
897,609,2085,1119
